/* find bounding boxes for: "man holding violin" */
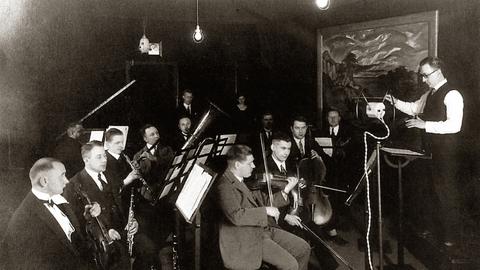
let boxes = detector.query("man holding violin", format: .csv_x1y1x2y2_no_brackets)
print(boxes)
258,131,339,270
64,141,138,270
216,144,311,270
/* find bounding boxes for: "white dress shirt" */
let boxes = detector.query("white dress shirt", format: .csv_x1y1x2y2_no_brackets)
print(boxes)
85,168,108,191
32,189,75,241
330,125,339,136
394,79,463,134
107,150,121,160
146,143,156,155
272,156,287,173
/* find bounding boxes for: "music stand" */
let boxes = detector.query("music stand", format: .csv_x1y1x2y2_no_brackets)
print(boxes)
213,134,237,156
381,146,430,270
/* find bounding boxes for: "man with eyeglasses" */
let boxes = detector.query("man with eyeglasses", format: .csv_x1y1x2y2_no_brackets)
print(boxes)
386,56,463,255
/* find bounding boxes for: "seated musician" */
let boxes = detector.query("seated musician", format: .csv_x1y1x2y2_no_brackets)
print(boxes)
288,115,347,245
104,128,164,270
64,141,138,270
255,131,339,270
133,124,175,270
216,144,311,270
1,158,100,270
170,116,192,151
53,122,85,178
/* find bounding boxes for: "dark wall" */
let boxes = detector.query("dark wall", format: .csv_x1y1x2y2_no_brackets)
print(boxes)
0,0,478,233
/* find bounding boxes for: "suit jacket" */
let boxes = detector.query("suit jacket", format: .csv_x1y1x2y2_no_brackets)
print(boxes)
1,192,92,270
216,170,289,270
106,151,131,182
64,169,125,234
175,102,202,124
169,131,189,152
133,143,174,186
288,135,324,163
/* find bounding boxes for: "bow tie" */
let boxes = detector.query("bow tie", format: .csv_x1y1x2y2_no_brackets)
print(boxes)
41,199,56,207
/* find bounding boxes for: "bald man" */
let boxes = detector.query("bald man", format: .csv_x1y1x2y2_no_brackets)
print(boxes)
1,158,99,270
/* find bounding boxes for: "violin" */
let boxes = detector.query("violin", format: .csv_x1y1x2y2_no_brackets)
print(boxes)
246,173,289,191
73,183,114,270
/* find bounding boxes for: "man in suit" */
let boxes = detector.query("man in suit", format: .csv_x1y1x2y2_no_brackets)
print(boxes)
251,111,276,166
170,116,192,151
53,122,84,178
175,89,202,124
216,144,310,270
288,115,348,246
134,124,175,270
64,141,138,270
104,128,164,270
1,157,100,270
260,132,340,270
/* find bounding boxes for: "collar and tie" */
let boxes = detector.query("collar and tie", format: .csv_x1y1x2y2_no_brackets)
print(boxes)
280,164,287,175
298,140,305,157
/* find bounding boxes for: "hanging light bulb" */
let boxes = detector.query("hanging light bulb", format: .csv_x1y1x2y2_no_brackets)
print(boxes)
193,0,205,43
315,0,330,10
193,25,204,43
139,18,150,53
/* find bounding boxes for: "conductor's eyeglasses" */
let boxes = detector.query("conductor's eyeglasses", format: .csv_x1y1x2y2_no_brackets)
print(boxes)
419,69,438,79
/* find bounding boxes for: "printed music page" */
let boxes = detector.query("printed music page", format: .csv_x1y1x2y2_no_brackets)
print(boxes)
175,164,213,223
315,137,333,157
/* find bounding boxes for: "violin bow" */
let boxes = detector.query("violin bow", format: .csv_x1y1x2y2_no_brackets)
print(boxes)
259,132,274,208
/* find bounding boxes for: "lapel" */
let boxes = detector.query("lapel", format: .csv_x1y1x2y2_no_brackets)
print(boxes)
28,192,79,256
225,171,259,207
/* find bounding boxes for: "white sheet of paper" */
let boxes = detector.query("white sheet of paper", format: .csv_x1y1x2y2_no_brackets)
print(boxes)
315,137,333,157
89,131,104,142
381,147,424,156
175,164,213,222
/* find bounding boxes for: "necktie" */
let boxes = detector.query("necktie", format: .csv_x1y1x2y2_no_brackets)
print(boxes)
97,173,104,191
280,164,287,175
187,105,191,114
299,140,305,156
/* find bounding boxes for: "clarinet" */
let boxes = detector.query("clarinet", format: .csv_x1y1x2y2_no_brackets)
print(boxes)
172,232,179,270
126,188,135,257
123,153,154,194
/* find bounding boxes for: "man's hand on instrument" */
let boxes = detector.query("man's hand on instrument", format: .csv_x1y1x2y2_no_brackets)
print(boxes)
310,149,320,159
124,170,141,186
405,117,426,129
265,206,280,222
125,218,138,236
139,151,156,161
284,214,303,228
83,202,101,219
284,177,299,194
298,178,307,189
385,94,396,105
108,229,122,240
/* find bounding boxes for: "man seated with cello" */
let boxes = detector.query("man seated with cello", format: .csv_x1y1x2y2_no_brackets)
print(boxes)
216,144,311,270
249,131,339,270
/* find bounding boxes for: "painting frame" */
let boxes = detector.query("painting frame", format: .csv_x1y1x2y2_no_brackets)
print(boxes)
316,10,438,126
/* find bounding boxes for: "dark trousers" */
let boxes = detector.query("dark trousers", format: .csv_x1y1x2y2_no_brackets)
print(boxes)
430,147,461,243
262,227,311,270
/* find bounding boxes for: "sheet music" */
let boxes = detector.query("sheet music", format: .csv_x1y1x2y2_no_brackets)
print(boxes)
315,137,333,157
175,164,214,222
158,181,174,200
89,131,104,142
216,134,237,155
381,147,424,156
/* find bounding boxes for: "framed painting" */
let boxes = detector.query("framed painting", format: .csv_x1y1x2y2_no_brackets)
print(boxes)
317,11,438,125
